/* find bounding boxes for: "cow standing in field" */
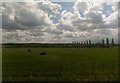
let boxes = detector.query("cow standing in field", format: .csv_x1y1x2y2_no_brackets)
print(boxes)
27,48,32,53
40,52,46,55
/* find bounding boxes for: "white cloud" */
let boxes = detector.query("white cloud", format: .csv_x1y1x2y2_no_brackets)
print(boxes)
2,1,118,43
2,1,62,43
56,2,118,43
73,2,88,11
37,1,62,15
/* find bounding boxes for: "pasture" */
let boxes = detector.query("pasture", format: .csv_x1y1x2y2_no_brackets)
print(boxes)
2,47,118,81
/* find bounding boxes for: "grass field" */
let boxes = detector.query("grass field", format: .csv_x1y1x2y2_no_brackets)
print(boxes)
2,47,118,81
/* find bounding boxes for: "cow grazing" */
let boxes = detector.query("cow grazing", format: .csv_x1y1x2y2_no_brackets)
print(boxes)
40,52,46,55
27,48,31,52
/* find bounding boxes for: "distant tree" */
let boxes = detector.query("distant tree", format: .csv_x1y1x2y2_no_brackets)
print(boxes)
111,38,114,45
106,38,109,46
86,40,89,46
78,41,80,46
81,41,83,47
80,41,82,44
89,40,92,47
102,38,104,46
83,41,86,46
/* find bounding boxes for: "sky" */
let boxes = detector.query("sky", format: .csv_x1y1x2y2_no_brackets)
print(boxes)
1,0,119,43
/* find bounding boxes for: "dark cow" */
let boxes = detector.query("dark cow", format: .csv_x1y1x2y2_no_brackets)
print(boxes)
40,52,46,55
27,48,31,52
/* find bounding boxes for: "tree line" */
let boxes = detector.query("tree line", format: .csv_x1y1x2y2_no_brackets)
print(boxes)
72,38,115,47
2,38,118,48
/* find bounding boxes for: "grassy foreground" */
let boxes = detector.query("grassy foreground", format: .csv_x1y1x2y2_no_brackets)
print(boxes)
2,47,118,81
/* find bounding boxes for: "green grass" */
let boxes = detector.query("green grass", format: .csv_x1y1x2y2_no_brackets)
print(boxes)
0,47,2,82
2,47,118,81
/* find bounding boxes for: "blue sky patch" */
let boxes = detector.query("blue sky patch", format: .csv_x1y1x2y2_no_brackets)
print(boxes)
51,2,75,24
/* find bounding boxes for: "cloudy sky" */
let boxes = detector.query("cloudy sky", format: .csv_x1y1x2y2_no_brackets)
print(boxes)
1,0,119,43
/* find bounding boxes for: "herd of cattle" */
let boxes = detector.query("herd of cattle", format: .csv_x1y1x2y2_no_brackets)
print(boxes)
27,48,46,55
